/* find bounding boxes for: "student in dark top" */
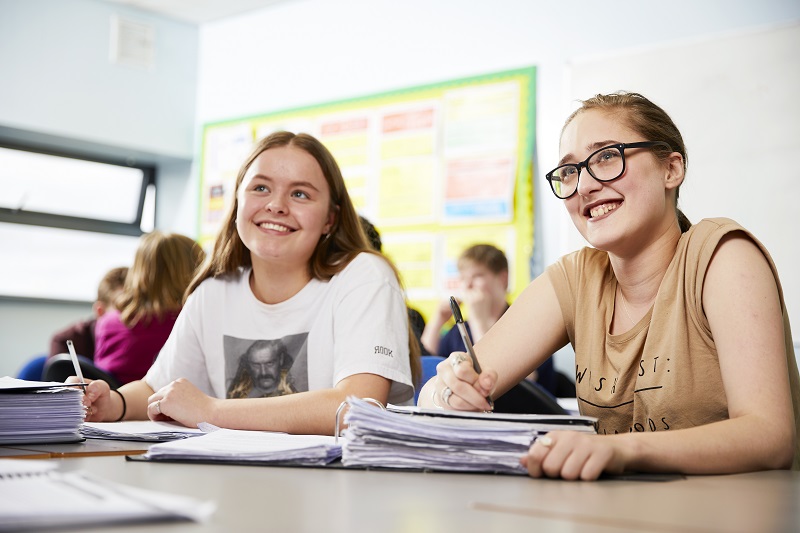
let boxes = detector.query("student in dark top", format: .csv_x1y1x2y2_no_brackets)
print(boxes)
421,244,557,395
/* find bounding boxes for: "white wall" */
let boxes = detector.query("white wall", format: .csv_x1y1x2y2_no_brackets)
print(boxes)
196,0,800,376
0,0,200,375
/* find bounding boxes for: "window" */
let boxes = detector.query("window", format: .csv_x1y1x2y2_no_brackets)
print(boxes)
0,144,155,235
0,144,156,301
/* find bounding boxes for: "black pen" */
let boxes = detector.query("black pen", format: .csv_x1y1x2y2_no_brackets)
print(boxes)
449,296,494,410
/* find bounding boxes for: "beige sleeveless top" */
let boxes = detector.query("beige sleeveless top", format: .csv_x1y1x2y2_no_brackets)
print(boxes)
546,218,800,469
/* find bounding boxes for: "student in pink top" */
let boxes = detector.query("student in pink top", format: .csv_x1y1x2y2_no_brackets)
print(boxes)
92,231,206,385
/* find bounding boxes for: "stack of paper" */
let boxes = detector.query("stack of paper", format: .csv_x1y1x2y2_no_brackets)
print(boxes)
143,423,341,465
0,459,214,531
0,377,85,445
82,420,205,442
342,397,597,474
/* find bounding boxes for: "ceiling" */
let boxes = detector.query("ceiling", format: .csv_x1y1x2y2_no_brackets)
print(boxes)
102,0,294,25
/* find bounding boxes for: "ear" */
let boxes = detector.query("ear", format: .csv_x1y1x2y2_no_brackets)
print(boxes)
499,270,509,292
93,301,106,317
324,205,339,234
664,152,685,191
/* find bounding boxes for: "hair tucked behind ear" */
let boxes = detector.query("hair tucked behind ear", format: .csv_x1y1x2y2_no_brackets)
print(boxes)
565,92,692,233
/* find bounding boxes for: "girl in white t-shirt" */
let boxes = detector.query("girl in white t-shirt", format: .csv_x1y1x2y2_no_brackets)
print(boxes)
77,131,420,434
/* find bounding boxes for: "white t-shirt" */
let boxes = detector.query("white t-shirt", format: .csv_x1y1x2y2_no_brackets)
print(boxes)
144,253,414,405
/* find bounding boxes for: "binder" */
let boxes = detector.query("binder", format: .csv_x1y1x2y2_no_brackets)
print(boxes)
340,397,597,474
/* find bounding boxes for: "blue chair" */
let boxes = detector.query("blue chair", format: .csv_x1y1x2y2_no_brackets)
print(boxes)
16,355,47,381
414,355,446,404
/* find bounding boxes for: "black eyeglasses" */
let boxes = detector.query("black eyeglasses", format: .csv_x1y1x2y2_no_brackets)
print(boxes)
545,141,672,199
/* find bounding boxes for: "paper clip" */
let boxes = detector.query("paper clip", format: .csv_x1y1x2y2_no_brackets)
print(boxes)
334,397,385,445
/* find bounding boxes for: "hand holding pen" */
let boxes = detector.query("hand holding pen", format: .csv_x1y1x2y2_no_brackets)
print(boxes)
448,296,494,411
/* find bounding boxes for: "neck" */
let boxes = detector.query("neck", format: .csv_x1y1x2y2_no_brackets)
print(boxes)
249,259,312,304
610,220,682,308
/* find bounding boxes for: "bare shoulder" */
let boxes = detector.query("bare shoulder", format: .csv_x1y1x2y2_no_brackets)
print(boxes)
706,231,774,286
704,230,781,327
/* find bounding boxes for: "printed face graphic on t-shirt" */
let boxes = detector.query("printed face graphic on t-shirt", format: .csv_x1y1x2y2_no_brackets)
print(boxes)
245,341,282,393
224,334,309,399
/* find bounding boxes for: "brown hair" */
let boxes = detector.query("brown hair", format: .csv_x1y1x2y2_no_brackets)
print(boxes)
97,266,128,307
563,92,692,233
117,231,205,327
188,131,421,385
457,244,508,275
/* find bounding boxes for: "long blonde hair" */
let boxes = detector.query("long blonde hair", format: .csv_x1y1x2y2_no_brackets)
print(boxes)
188,131,421,385
117,231,205,327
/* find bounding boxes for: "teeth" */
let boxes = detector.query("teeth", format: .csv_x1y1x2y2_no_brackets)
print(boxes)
589,204,617,218
260,222,291,232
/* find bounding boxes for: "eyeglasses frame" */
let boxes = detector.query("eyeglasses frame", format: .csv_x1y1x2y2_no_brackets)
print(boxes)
545,141,673,199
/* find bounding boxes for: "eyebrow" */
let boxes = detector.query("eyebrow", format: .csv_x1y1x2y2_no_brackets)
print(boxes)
557,139,620,167
248,174,322,192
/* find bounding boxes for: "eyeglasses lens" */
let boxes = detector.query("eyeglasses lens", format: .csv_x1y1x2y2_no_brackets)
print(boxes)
550,146,625,199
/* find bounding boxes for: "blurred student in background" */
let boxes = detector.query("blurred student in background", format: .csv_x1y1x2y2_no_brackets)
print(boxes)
16,266,128,381
49,266,129,359
46,232,204,386
75,131,419,433
421,243,557,395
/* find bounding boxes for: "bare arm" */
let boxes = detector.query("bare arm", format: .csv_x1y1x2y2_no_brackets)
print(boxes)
147,373,392,435
621,233,794,472
524,233,795,480
76,378,155,422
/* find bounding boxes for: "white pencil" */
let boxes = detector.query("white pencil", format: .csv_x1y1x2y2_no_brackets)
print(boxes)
66,340,86,384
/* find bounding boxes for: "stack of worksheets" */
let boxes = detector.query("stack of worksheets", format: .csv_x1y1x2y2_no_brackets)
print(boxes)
0,377,85,445
342,397,597,474
143,423,342,465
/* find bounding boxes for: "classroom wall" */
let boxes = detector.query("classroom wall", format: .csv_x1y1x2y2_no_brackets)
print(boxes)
1,0,798,377
0,0,199,375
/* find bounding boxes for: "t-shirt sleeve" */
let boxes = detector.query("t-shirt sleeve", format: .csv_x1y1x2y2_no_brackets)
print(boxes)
143,288,214,395
331,255,414,405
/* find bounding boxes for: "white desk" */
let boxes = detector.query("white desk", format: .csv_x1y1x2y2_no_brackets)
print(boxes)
51,455,799,533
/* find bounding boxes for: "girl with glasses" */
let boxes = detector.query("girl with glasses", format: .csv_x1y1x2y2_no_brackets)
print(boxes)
419,92,799,480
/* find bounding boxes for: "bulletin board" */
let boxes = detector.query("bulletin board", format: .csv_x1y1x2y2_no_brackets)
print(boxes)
198,67,536,320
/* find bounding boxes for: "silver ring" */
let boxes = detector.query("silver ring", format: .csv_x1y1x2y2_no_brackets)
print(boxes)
441,387,453,407
155,400,162,414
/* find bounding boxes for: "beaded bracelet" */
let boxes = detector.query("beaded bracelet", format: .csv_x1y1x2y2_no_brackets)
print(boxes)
111,389,127,422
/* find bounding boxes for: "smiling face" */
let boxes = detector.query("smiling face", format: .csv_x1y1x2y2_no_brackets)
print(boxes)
559,109,682,254
235,145,335,274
